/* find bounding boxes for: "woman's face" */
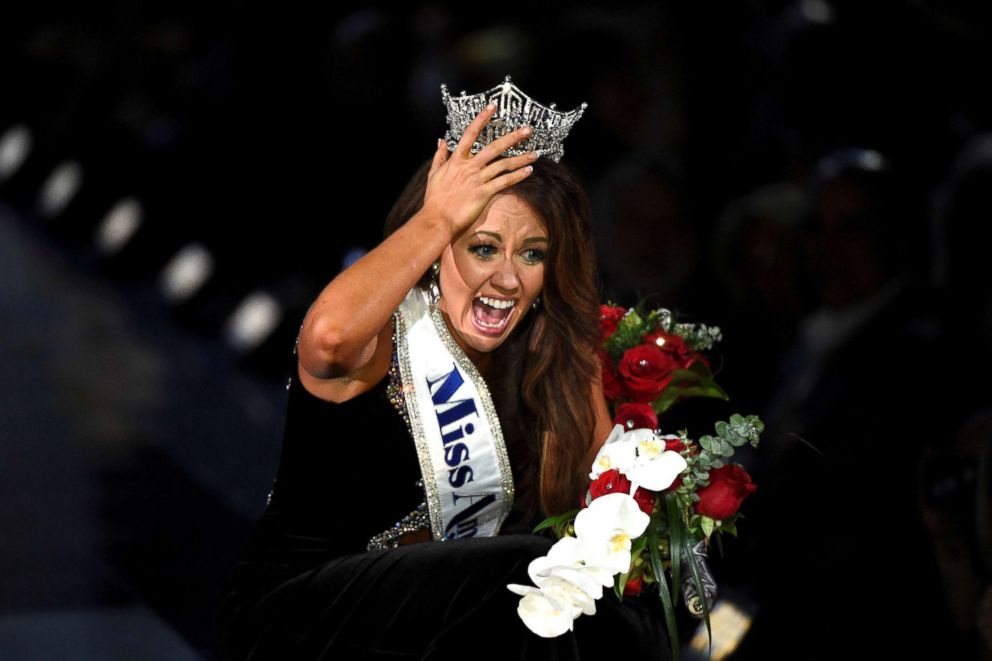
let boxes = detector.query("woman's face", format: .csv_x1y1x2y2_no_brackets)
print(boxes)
438,193,547,357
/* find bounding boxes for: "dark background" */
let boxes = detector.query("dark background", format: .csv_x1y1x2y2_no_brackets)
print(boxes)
0,1,989,659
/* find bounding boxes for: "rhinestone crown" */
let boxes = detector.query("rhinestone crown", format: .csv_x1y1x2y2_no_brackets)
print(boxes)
441,75,588,163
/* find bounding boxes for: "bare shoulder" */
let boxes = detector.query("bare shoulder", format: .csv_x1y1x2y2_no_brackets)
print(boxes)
296,321,394,403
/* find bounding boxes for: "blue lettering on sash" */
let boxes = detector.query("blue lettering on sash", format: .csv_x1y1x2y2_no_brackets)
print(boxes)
428,363,493,537
445,493,496,539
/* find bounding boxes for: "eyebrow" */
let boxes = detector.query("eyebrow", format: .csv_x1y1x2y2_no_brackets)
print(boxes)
472,230,549,245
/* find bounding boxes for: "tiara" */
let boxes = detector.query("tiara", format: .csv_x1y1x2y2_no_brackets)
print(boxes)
441,75,588,163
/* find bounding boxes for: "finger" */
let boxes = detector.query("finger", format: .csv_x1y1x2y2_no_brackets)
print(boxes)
476,124,534,164
453,103,497,159
480,150,538,182
484,164,534,196
429,138,448,177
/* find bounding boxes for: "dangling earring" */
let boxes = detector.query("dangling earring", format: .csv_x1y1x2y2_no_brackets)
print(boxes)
428,261,441,307
532,296,541,310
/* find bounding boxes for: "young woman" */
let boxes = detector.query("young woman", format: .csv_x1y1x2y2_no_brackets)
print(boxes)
217,100,672,660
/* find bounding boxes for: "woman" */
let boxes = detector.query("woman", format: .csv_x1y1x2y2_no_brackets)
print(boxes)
217,94,672,660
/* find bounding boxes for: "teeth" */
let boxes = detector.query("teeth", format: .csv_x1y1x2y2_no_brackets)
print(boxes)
478,295,516,309
477,316,509,329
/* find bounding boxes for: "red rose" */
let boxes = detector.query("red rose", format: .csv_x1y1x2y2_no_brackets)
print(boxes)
632,487,655,515
643,331,706,370
599,305,627,340
613,402,658,431
694,464,757,520
589,469,655,514
617,344,681,402
589,469,631,500
623,574,644,597
598,349,623,401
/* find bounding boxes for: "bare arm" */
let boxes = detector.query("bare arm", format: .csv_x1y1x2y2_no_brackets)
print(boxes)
297,210,452,380
299,105,538,381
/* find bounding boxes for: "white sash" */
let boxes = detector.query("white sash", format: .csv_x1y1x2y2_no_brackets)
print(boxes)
394,287,515,541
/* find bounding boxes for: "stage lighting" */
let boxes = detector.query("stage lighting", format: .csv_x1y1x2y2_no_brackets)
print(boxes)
223,291,283,354
683,593,756,661
158,242,214,304
0,123,33,183
37,159,83,220
95,197,144,255
341,246,367,269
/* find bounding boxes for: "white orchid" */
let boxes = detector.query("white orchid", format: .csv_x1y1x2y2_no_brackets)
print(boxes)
573,492,651,573
508,588,575,637
590,424,688,492
589,424,635,479
509,426,688,638
626,446,688,491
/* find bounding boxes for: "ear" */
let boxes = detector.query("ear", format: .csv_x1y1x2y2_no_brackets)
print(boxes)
528,313,546,352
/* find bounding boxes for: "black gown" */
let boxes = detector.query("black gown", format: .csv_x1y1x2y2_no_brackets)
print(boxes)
215,329,674,660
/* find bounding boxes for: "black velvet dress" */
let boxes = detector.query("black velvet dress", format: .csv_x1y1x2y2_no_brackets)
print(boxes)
216,339,673,660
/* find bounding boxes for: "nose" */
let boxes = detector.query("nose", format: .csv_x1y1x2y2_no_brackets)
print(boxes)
490,259,520,292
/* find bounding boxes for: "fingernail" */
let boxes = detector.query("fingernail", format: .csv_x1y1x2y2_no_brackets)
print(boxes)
522,126,533,136
486,102,496,111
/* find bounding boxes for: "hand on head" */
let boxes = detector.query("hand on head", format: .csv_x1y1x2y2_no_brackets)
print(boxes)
423,104,538,241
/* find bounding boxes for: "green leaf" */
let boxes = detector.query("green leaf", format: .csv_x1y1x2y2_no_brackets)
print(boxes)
665,492,683,609
531,508,579,535
648,532,681,661
631,535,648,557
701,516,715,538
653,384,729,415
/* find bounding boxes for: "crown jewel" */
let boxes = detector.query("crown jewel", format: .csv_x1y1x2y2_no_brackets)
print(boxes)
441,75,587,163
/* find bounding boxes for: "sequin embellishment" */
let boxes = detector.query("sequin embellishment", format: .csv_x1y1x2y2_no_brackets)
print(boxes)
367,314,430,550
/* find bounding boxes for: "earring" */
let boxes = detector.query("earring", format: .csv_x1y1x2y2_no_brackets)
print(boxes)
532,296,541,310
428,261,441,307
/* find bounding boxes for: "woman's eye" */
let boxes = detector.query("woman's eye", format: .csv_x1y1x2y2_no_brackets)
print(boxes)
470,243,499,258
522,249,546,264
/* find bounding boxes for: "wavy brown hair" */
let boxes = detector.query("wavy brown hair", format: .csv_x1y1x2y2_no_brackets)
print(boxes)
383,156,602,522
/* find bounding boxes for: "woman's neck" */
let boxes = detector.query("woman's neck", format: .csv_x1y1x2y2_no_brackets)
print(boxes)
439,310,493,378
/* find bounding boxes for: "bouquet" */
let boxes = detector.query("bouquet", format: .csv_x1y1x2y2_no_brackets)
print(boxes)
507,303,762,660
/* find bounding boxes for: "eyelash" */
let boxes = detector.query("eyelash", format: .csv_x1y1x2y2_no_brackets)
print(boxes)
469,242,546,264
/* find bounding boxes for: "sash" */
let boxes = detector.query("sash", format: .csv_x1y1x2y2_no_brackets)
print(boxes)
394,287,515,541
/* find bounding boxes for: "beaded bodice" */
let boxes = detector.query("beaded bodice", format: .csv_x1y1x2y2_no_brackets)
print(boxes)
367,315,431,549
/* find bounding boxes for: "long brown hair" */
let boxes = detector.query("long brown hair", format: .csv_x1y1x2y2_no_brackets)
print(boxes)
383,156,602,521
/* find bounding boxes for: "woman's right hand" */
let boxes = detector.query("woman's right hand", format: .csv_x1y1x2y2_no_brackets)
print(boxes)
422,103,539,240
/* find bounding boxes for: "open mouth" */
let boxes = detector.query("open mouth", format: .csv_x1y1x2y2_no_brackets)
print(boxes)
471,295,517,335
